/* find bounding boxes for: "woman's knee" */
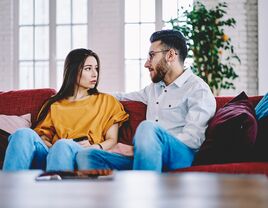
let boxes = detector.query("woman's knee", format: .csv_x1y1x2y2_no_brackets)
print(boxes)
50,139,73,152
47,140,77,164
9,128,37,143
76,149,113,170
12,128,36,137
76,149,101,161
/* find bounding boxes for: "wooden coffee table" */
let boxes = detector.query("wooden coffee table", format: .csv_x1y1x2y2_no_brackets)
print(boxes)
0,170,267,208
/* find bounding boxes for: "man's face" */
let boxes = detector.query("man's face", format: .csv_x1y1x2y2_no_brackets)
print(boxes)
144,40,170,83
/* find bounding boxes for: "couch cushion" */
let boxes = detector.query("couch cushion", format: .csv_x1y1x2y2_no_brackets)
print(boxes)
0,129,9,169
193,91,258,165
255,92,268,120
118,101,146,145
253,116,268,161
215,95,262,111
109,101,146,156
173,162,268,175
0,88,56,123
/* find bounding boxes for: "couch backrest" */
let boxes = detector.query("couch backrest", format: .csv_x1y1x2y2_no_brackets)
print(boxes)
118,101,147,145
0,88,56,123
215,96,262,111
118,96,263,145
0,89,262,146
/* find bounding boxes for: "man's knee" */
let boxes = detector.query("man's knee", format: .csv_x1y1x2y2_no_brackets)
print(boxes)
136,120,156,132
134,120,158,146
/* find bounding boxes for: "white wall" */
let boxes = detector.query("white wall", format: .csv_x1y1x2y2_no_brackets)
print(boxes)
201,0,258,96
0,0,263,95
0,0,15,91
88,0,125,93
258,0,268,95
0,0,124,93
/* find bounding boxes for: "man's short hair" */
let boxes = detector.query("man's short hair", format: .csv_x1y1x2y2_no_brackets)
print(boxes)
150,30,188,63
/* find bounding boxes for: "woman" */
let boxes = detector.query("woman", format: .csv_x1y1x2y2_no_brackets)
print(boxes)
3,48,129,171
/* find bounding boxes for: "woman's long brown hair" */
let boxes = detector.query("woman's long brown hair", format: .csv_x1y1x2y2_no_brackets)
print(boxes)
32,48,100,128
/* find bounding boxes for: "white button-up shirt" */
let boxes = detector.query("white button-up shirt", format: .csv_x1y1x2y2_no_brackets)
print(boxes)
115,69,216,150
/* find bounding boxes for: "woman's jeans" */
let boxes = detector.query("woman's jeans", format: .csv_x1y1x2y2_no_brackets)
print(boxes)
76,121,195,173
3,128,83,171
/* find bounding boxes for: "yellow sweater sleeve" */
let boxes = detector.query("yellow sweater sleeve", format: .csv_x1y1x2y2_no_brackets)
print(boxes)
34,110,55,142
102,96,129,136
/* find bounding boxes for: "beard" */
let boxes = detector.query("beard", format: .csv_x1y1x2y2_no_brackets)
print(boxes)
151,57,169,83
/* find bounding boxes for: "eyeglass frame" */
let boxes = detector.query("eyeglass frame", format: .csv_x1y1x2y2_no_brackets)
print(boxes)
147,49,170,61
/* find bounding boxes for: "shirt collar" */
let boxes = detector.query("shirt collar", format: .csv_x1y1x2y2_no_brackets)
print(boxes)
173,68,193,87
159,81,166,88
157,68,193,88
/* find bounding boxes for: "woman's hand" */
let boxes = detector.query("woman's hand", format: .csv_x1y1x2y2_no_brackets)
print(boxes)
76,122,119,150
43,140,52,148
77,141,102,149
40,135,52,148
77,140,91,148
89,144,103,149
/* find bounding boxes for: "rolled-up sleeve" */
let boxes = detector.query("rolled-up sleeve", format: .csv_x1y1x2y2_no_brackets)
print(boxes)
34,110,55,142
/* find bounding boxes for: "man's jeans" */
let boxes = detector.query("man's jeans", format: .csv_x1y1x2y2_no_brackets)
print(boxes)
76,121,195,172
3,128,83,171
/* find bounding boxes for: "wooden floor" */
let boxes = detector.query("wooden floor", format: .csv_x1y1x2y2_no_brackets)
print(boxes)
0,170,267,208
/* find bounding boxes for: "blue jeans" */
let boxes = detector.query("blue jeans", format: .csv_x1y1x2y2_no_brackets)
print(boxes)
76,121,195,172
3,128,83,171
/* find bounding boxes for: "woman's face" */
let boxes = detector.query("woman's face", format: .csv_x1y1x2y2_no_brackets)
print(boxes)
77,56,98,89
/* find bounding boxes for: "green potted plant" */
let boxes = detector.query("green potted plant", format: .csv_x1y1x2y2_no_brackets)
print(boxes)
169,1,240,95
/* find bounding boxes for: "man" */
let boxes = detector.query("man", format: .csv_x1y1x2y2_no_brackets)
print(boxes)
76,30,216,172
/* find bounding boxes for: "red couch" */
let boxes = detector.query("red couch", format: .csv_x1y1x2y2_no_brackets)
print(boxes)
1,88,268,174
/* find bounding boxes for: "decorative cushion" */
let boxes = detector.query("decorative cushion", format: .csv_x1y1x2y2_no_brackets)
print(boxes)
0,113,31,134
0,113,32,168
255,92,268,120
193,91,258,165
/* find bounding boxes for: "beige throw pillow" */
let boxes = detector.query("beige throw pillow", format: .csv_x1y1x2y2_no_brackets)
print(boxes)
0,113,31,134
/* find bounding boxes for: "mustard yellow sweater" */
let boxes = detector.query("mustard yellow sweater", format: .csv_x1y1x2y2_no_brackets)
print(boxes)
34,93,129,144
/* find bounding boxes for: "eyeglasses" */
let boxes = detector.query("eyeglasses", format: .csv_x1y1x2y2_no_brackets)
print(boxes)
147,49,170,61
